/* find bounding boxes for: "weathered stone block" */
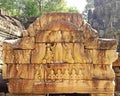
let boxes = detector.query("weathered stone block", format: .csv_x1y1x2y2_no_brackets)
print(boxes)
45,21,78,31
91,94,114,96
36,21,84,43
2,50,14,63
31,43,92,64
8,79,33,94
113,53,120,66
85,38,117,50
39,13,83,31
31,44,46,64
2,64,8,79
33,80,93,94
20,37,35,49
3,64,35,79
44,64,92,81
14,50,31,64
3,37,35,50
80,22,98,43
34,64,45,82
92,80,115,93
93,64,115,80
27,24,35,37
113,67,120,74
2,39,21,50
10,64,34,79
115,77,120,91
72,13,83,28
97,39,117,50
2,13,117,95
32,80,114,94
73,43,92,63
33,18,41,33
7,64,18,78
2,42,13,50
92,49,118,64
116,73,120,77
36,31,51,42
22,30,29,37
39,13,48,30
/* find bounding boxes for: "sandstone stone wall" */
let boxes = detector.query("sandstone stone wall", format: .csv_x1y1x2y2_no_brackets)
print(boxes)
88,0,120,92
2,13,118,96
113,54,120,92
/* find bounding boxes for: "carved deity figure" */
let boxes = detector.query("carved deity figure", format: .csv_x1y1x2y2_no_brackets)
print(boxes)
45,43,53,63
41,30,90,64
48,70,55,81
34,65,44,81
63,43,74,63
62,31,74,63
71,69,77,80
78,70,83,79
49,31,63,63
56,69,63,81
63,69,69,80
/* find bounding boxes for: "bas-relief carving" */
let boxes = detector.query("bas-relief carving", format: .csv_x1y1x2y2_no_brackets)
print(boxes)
32,30,91,64
3,64,35,79
2,13,118,95
34,65,44,82
31,44,46,63
63,69,69,80
47,69,56,81
43,64,92,82
62,43,74,63
40,42,90,63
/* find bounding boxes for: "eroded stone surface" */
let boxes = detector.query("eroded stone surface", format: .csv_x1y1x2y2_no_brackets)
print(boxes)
2,13,118,95
113,53,120,91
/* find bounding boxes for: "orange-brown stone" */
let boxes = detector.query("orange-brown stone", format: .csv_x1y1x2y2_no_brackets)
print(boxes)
2,13,118,95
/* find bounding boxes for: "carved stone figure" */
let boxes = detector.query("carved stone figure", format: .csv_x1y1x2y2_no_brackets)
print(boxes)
48,70,55,81
2,13,118,96
56,69,63,81
63,69,69,80
63,43,74,63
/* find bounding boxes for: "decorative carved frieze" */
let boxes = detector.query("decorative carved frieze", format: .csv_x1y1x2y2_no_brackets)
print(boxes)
2,13,118,95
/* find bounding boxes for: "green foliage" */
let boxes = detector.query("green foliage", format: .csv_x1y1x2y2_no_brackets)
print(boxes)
67,7,79,13
0,0,15,15
42,0,66,12
23,0,40,18
0,0,79,18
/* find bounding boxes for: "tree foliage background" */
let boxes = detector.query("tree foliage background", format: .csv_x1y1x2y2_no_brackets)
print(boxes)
0,0,79,18
82,0,94,20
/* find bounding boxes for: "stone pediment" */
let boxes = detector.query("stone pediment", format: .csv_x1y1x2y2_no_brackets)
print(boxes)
36,20,82,43
2,13,118,95
44,20,78,31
